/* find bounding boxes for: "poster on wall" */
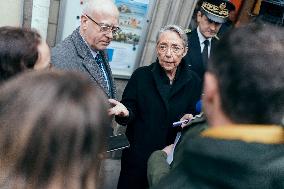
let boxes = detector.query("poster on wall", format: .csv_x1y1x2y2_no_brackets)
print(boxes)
108,0,150,78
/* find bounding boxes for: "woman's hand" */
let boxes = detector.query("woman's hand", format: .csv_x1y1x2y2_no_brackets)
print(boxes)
108,99,129,117
180,114,193,128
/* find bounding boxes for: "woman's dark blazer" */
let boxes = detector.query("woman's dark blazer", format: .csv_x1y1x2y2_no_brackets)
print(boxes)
116,59,201,189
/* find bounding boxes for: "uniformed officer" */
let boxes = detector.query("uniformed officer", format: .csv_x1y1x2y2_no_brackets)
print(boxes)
184,0,231,81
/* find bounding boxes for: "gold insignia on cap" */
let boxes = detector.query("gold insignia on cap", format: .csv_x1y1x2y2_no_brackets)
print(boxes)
184,29,191,33
201,1,229,17
219,3,226,11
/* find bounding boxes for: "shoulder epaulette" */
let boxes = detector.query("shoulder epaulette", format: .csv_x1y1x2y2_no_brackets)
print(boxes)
184,28,191,34
214,35,220,40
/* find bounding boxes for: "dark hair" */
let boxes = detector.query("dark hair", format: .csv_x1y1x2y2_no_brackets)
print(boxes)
208,23,284,124
0,70,110,189
0,26,41,82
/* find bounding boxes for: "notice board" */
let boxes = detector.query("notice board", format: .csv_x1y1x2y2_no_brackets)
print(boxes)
57,0,154,78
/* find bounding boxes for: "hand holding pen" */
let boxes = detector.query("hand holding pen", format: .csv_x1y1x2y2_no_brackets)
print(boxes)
173,114,193,128
173,99,203,128
173,113,204,128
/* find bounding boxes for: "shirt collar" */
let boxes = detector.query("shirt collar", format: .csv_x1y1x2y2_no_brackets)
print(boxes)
201,124,284,144
79,33,98,58
197,26,212,45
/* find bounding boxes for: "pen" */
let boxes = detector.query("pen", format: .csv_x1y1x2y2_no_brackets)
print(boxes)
172,113,204,127
172,119,190,127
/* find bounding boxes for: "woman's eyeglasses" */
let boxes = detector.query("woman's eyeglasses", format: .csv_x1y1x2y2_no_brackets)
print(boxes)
157,44,184,55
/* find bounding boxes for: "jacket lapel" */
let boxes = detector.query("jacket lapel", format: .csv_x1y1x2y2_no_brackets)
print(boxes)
169,60,193,98
202,125,284,144
101,50,116,98
71,29,113,97
151,61,195,110
82,54,110,97
190,29,205,72
151,62,171,111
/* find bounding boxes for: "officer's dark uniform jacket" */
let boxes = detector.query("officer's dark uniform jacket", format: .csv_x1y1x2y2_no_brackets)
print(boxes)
183,29,219,80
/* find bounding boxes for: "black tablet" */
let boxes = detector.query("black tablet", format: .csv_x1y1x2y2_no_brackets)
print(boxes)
106,134,130,153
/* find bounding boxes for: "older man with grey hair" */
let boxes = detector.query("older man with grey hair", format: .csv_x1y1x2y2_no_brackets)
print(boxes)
52,0,120,99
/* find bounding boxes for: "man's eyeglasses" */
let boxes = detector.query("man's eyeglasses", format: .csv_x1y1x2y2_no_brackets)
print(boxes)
85,15,121,35
157,44,184,55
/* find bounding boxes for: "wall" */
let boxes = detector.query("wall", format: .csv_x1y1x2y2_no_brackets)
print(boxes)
0,0,23,27
31,0,51,39
47,0,60,46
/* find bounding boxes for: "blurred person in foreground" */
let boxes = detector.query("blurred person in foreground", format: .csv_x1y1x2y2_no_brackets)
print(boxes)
0,26,51,83
52,0,120,99
108,25,202,189
151,23,284,189
0,70,111,189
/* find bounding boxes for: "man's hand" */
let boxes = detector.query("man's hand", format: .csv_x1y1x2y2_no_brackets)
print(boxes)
108,99,129,117
162,144,174,156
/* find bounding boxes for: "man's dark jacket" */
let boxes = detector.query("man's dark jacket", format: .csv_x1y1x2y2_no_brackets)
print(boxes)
183,28,218,80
